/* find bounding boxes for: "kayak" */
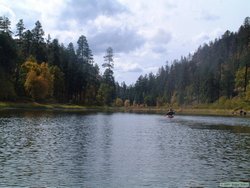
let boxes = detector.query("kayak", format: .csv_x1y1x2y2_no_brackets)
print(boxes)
167,115,174,118
166,111,175,118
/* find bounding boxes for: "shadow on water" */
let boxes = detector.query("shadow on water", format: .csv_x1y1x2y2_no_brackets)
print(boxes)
173,115,250,133
188,123,250,133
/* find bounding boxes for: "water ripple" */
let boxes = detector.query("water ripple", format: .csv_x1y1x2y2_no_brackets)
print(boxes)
0,111,249,187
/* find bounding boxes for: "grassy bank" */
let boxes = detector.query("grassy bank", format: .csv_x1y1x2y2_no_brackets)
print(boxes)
0,101,126,113
0,102,90,111
0,101,249,117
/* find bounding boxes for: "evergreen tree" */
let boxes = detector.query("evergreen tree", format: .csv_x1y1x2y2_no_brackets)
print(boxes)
0,32,17,100
32,20,44,43
16,19,25,39
103,47,114,69
31,21,46,62
22,30,33,59
98,47,115,105
76,35,93,64
0,16,12,35
48,39,61,67
102,47,115,86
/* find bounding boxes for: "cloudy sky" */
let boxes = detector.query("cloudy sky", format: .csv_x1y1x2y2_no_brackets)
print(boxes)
1,0,250,84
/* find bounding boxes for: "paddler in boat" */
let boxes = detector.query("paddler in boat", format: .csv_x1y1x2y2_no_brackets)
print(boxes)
166,108,175,118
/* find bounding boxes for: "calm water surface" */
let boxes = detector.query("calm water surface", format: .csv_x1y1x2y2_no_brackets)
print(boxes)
0,110,249,187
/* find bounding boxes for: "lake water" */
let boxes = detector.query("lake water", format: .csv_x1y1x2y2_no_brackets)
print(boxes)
0,110,249,187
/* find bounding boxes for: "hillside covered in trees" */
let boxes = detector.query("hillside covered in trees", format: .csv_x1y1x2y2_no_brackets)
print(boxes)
116,17,250,109
1,16,250,109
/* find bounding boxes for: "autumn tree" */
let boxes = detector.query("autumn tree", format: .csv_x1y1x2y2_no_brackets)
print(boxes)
22,60,53,100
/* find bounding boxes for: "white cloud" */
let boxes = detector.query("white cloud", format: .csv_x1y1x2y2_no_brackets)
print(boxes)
88,26,145,54
200,11,220,21
148,29,172,54
193,32,210,44
0,3,15,19
193,28,224,45
116,62,143,73
60,0,127,22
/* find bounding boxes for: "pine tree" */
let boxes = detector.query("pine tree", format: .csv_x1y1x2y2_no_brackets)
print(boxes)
76,35,93,64
102,47,114,69
32,20,44,43
97,47,116,105
16,19,25,39
0,16,12,35
31,21,46,62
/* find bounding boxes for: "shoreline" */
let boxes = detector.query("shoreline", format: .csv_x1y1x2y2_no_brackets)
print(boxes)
0,102,249,117
124,107,250,117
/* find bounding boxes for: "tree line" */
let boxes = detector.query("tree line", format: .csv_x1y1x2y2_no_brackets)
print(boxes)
0,16,116,105
1,16,250,108
116,17,250,108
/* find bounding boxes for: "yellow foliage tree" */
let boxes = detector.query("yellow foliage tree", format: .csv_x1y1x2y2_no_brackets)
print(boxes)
115,98,123,107
124,99,130,107
22,60,54,100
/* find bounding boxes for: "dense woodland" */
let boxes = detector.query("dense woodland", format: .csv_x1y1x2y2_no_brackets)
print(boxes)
116,17,250,109
0,16,250,108
0,16,115,105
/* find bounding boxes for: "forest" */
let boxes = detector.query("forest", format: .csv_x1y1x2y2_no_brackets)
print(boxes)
117,17,250,109
0,16,250,108
0,16,115,105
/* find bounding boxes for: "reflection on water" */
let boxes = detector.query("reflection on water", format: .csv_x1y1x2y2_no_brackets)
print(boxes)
0,110,249,187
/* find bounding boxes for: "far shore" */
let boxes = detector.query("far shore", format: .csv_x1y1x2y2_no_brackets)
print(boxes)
0,101,249,117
